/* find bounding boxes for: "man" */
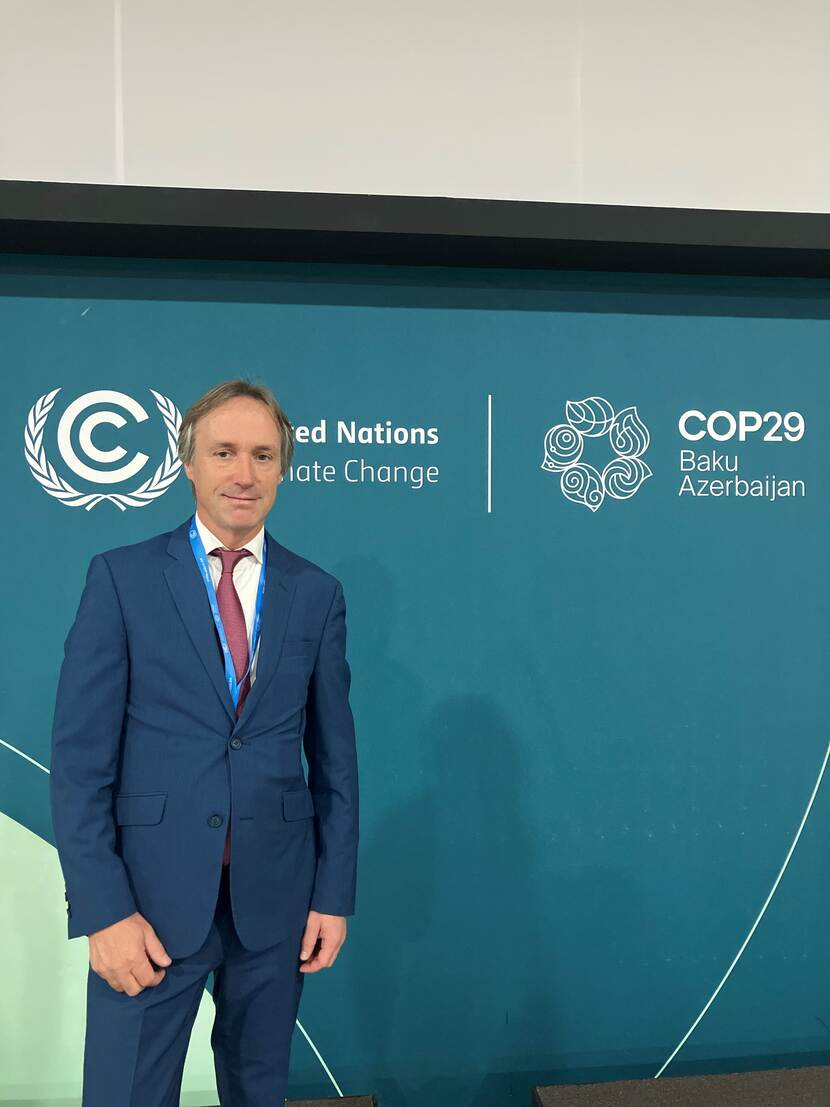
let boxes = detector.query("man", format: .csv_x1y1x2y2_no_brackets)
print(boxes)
50,379,359,1106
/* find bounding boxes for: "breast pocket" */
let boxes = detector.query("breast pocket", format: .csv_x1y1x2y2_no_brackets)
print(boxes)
279,637,318,665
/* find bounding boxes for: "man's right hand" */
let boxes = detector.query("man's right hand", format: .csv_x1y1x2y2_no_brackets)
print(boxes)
88,912,173,996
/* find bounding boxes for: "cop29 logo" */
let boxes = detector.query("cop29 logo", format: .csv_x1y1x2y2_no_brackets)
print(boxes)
24,389,183,511
541,395,651,512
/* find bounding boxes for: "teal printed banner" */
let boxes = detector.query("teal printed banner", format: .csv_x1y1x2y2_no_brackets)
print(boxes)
1,256,829,1107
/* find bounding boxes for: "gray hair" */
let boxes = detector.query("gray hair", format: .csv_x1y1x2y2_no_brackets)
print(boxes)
177,379,294,481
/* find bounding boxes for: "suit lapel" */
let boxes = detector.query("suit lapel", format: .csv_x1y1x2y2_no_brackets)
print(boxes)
164,519,236,725
233,529,298,733
163,519,297,732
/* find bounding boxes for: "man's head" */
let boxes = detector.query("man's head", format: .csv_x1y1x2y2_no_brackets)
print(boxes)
178,379,294,545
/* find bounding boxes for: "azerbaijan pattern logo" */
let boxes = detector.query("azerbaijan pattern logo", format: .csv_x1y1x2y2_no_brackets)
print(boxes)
541,395,651,512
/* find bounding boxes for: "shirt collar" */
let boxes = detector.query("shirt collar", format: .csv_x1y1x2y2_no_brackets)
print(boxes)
194,510,265,565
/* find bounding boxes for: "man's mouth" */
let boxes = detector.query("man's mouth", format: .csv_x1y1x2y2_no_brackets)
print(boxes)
223,494,257,502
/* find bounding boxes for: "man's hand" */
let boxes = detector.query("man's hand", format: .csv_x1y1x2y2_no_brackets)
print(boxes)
299,911,347,972
88,912,173,996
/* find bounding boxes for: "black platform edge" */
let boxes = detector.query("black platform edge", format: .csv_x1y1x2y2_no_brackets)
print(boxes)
200,1097,376,1107
533,1064,830,1106
2,180,830,278
287,1098,377,1107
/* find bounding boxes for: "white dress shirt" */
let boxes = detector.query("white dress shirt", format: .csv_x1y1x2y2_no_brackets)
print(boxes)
194,511,265,684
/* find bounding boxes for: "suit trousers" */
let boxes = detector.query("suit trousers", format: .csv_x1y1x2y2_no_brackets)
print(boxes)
81,864,306,1106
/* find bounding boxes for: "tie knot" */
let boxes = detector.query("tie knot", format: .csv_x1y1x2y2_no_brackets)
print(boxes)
210,547,252,574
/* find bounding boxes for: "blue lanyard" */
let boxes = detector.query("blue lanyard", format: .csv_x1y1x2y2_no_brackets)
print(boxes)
189,515,267,707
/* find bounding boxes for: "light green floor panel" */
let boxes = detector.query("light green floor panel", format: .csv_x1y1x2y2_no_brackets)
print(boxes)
0,811,219,1104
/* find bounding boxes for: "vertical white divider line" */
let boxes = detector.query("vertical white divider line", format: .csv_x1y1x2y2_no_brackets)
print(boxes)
655,739,830,1079
487,393,492,513
113,0,125,183
574,0,585,202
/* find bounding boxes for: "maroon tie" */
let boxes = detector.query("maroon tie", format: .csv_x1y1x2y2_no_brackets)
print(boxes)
211,547,253,865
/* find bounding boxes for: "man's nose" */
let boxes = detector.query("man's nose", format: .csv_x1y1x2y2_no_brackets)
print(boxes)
232,455,256,486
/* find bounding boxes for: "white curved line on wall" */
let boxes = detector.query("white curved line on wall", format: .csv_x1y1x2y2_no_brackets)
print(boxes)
0,736,344,1097
296,1019,344,1096
0,737,49,773
655,739,830,1079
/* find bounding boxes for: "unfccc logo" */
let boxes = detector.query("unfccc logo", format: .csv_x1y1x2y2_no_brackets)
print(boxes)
24,388,182,510
541,395,651,512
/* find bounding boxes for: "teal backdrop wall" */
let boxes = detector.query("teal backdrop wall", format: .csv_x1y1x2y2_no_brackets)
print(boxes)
1,255,828,1106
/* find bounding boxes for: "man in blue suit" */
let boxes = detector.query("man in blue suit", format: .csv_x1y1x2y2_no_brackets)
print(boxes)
50,379,359,1106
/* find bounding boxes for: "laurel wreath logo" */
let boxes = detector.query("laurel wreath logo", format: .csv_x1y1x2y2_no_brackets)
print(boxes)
541,395,652,512
24,389,183,511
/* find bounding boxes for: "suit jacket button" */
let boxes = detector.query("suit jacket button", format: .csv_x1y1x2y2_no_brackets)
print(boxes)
230,737,243,750
208,813,224,828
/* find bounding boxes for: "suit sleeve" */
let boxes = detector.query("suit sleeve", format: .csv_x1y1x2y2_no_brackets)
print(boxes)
50,553,138,938
303,579,359,916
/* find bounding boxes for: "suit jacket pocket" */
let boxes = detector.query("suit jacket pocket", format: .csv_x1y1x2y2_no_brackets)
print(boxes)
115,792,167,826
282,787,315,821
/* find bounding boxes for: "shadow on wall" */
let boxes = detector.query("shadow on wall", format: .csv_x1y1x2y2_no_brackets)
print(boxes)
332,552,562,1107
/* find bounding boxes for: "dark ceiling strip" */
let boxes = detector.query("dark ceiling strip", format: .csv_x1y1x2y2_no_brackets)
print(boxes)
1,180,829,277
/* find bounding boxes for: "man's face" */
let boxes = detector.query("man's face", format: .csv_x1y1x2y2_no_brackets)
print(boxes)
183,396,282,539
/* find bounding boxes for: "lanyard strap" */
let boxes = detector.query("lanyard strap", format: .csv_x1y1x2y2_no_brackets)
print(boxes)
188,515,267,707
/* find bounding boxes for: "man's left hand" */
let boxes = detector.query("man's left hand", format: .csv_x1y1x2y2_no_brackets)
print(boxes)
299,911,347,972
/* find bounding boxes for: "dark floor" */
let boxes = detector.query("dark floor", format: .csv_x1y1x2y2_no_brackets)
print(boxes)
535,1066,830,1106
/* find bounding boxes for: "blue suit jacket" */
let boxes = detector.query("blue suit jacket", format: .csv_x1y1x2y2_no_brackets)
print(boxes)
50,517,359,958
